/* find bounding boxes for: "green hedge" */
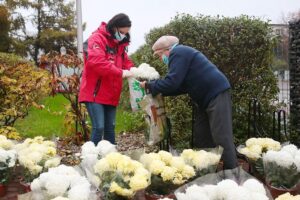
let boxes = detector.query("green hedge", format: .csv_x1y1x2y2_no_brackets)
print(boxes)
128,14,278,148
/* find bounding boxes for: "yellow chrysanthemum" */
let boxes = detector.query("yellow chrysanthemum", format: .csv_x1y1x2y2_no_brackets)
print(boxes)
110,182,134,197
161,166,176,182
129,174,150,191
149,160,166,175
158,150,173,165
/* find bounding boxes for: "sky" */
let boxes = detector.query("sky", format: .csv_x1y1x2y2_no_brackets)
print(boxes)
81,0,300,54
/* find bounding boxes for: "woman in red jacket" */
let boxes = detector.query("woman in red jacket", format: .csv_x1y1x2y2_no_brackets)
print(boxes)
79,13,134,145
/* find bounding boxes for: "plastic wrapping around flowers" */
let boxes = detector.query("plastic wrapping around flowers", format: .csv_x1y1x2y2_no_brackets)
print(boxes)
139,94,169,145
263,144,300,192
237,137,281,180
128,63,160,112
79,140,117,188
30,165,97,200
175,167,273,200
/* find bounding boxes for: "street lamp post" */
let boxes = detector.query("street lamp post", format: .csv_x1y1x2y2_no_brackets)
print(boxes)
76,0,83,60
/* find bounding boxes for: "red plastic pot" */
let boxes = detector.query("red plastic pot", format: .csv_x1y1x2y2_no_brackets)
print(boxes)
0,184,7,197
266,182,300,199
19,181,31,192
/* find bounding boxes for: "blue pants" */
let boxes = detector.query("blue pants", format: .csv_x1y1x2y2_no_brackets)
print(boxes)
85,102,117,145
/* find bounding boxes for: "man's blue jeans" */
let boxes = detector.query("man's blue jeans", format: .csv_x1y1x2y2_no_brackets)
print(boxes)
85,102,117,145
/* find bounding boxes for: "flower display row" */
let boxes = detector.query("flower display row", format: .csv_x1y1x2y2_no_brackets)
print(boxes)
94,152,151,199
176,178,269,200
14,136,61,183
263,144,300,189
31,165,92,200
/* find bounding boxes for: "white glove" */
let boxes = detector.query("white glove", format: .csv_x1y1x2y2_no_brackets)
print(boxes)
122,70,133,78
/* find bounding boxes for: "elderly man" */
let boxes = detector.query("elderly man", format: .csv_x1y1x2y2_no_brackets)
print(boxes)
140,35,238,169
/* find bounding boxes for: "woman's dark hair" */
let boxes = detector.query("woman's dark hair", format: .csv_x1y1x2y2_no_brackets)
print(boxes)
107,13,131,43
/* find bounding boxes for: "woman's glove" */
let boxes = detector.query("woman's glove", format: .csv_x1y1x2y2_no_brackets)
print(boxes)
122,70,133,78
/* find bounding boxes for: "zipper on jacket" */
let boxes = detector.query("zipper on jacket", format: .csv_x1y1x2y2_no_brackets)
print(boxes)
93,79,101,101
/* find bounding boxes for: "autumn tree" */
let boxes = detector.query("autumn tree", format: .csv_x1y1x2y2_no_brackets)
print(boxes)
0,5,10,52
2,0,77,64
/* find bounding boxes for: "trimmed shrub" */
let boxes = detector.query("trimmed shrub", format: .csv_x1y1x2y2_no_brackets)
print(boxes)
128,14,278,148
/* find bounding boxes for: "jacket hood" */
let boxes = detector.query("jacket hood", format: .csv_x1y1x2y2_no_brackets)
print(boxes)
95,22,130,47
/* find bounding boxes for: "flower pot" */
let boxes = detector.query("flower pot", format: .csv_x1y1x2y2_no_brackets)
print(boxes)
266,181,300,199
0,184,7,197
19,181,31,192
144,192,176,200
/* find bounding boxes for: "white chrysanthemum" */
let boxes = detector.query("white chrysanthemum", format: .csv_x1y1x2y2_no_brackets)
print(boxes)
51,197,69,200
43,140,56,147
30,178,42,192
38,172,51,186
96,140,116,157
217,179,239,198
226,186,252,200
176,192,189,200
27,151,43,163
130,63,160,80
281,144,298,157
295,154,300,172
44,157,61,169
250,192,269,200
33,136,44,143
68,184,91,200
242,179,266,195
81,141,97,157
0,149,16,167
185,185,209,200
32,192,44,200
45,174,70,196
0,137,14,150
158,198,173,200
263,150,294,168
202,184,219,199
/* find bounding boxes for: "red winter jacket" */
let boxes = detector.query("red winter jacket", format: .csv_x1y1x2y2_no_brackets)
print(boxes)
79,22,134,106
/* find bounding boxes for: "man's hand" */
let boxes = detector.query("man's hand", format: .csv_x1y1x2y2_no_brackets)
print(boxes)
140,81,146,88
122,70,133,78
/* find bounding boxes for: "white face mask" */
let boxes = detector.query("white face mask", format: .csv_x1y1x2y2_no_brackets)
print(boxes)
115,31,126,41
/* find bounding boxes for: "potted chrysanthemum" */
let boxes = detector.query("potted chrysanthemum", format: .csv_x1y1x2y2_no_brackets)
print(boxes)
275,192,300,200
238,137,281,181
94,152,151,200
31,164,93,200
140,150,195,200
14,136,61,191
0,135,17,197
263,144,300,198
180,148,222,177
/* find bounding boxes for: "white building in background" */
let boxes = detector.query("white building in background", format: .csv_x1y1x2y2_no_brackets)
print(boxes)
274,70,290,114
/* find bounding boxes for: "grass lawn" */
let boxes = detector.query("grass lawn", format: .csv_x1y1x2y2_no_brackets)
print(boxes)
14,94,139,139
14,94,69,138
